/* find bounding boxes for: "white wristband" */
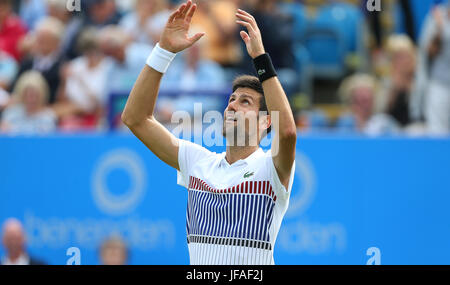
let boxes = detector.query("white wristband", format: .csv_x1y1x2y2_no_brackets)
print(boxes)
146,43,176,73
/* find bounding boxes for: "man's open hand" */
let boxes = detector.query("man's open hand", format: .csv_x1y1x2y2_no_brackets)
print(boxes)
159,0,205,53
236,9,265,59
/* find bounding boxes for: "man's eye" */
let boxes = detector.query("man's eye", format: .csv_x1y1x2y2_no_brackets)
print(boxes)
243,100,249,104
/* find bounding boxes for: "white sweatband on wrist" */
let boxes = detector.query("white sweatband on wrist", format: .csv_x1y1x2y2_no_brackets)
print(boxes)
146,43,176,73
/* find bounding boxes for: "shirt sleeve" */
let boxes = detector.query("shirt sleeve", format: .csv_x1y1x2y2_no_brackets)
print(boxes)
177,139,214,189
266,150,296,202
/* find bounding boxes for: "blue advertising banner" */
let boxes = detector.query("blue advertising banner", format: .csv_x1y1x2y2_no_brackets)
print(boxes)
1,134,449,265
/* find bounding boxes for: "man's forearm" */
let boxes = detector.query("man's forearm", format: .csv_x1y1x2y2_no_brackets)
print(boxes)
121,66,163,126
262,76,297,139
262,74,296,187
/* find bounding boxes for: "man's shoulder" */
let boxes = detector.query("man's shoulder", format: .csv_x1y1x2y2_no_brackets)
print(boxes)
180,139,219,156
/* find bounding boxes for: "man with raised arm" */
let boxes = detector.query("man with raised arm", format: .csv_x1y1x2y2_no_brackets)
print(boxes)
121,0,296,265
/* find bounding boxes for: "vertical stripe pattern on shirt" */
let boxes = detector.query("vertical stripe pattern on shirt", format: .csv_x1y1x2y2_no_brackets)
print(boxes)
186,176,277,264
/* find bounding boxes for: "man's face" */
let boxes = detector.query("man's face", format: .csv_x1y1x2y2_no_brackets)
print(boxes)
222,87,268,146
22,87,42,113
350,86,374,120
89,0,115,24
2,225,25,257
100,246,127,265
34,29,60,57
392,51,415,74
137,0,154,17
98,39,124,62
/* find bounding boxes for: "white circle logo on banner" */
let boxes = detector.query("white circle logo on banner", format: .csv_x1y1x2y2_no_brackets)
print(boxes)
92,149,146,216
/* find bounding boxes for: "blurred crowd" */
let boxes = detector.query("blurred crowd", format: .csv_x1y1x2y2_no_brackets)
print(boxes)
0,0,448,136
1,218,129,265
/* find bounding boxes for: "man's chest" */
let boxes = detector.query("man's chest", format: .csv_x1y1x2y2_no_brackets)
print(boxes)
189,159,270,190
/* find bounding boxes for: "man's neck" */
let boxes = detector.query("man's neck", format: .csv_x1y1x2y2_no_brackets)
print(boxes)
225,145,259,165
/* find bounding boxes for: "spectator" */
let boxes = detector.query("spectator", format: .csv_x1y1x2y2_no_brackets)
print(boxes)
0,0,27,61
378,35,416,128
366,0,415,49
97,25,152,94
414,3,450,135
59,28,111,131
0,50,16,115
0,50,18,89
18,0,47,30
1,71,57,134
84,0,122,28
0,87,9,112
11,17,65,104
295,108,330,133
191,0,242,68
115,0,136,14
96,25,152,128
147,0,173,43
119,0,171,46
99,235,129,265
239,0,297,95
163,39,227,91
1,218,46,265
158,38,228,123
46,0,84,60
336,73,401,135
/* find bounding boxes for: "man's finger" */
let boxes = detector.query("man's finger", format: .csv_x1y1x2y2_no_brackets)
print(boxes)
168,10,180,23
188,32,205,45
237,9,255,22
185,3,197,22
180,0,192,18
240,30,250,44
236,12,258,31
236,20,255,34
176,4,187,19
236,13,253,22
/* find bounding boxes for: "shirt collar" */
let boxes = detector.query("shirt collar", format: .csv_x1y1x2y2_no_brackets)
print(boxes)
220,148,265,167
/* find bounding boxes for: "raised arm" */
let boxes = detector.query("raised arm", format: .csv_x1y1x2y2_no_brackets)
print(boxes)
121,0,204,170
236,9,297,189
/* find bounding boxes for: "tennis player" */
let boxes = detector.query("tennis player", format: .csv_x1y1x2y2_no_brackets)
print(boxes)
121,0,296,265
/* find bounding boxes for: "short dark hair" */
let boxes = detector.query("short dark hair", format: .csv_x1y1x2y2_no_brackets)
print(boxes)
231,75,271,134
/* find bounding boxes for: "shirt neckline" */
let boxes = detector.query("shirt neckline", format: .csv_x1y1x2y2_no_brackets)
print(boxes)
220,148,265,168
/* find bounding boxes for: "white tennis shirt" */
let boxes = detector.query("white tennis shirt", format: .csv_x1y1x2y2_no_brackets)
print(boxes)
177,139,295,265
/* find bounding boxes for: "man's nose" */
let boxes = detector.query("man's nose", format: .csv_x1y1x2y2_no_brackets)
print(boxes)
227,100,238,112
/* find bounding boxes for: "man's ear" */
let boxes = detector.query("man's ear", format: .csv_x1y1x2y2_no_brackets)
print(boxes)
265,114,271,130
259,113,271,133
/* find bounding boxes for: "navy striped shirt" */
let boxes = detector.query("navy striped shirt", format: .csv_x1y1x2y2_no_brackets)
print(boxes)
177,139,295,265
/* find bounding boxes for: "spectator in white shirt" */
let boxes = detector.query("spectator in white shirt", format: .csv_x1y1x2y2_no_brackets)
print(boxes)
119,0,171,46
158,35,227,123
336,73,401,136
98,25,153,93
59,28,111,130
1,70,57,134
418,3,450,135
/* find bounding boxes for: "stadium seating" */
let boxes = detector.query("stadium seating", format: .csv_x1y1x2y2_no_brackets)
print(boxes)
280,1,367,79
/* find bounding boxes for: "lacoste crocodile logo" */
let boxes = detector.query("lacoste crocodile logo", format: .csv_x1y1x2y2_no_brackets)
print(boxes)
243,171,254,179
